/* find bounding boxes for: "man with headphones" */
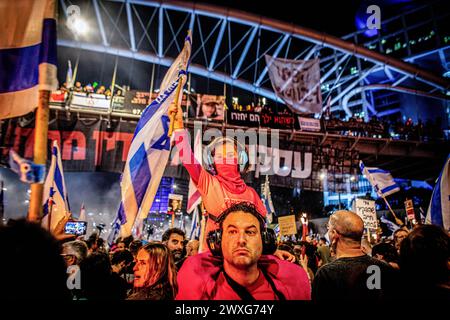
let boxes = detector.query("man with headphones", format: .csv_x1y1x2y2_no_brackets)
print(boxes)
176,202,311,300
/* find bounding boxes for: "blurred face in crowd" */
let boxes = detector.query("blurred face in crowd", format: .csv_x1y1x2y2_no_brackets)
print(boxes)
117,242,126,251
186,240,199,256
394,229,408,250
61,248,76,267
166,233,184,261
75,81,81,88
133,249,150,288
221,211,263,270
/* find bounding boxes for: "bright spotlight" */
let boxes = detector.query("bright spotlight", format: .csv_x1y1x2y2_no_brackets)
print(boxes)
73,19,88,35
319,172,326,180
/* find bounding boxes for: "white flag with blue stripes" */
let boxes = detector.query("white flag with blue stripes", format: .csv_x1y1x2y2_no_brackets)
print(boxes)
113,32,192,239
42,141,70,232
0,0,58,119
426,155,450,231
189,206,201,240
261,175,275,218
360,160,400,197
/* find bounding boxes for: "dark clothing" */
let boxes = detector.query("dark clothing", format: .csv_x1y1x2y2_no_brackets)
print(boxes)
312,254,397,301
127,285,174,300
175,256,186,271
317,245,331,265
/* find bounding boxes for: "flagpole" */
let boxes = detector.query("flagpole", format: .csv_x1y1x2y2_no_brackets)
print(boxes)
168,73,185,138
186,72,191,127
198,202,207,253
28,90,51,222
47,191,54,231
149,63,156,100
382,195,402,225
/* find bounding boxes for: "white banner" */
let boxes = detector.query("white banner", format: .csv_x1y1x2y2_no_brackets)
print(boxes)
71,92,111,109
298,117,321,131
355,198,378,229
266,55,322,114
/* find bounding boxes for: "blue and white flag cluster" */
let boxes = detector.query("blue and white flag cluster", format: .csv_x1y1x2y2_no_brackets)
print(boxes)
9,150,45,184
0,0,58,119
111,32,192,240
42,141,70,232
360,161,400,197
426,155,450,231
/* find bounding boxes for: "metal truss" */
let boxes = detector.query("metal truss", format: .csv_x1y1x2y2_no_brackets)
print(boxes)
58,0,450,118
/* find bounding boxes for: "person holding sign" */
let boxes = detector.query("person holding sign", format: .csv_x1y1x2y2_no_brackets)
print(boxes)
312,210,397,301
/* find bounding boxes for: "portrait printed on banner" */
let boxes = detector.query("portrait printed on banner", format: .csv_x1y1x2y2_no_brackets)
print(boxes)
196,94,225,120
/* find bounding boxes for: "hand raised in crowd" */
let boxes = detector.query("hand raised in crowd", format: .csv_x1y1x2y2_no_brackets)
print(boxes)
299,254,308,272
53,215,76,242
274,249,296,262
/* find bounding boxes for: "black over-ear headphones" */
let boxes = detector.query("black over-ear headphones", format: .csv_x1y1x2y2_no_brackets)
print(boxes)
206,207,277,257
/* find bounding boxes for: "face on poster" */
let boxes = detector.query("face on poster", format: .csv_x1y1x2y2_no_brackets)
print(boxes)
196,94,225,120
168,194,183,212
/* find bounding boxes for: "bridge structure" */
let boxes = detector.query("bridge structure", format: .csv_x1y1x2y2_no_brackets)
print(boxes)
51,0,450,180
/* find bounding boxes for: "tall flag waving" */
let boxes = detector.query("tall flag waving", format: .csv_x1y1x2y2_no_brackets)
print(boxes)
0,0,58,119
426,155,450,230
261,175,275,224
189,206,201,240
42,141,70,232
111,32,192,239
186,128,202,213
78,203,86,221
360,161,400,197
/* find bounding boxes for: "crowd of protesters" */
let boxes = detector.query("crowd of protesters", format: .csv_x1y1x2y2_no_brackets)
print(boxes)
0,205,448,301
229,100,446,141
58,82,124,98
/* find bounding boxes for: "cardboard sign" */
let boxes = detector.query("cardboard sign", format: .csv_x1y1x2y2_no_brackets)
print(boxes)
355,198,377,229
404,199,415,220
278,215,297,235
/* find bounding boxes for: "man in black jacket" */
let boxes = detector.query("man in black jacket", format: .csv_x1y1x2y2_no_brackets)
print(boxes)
312,210,397,301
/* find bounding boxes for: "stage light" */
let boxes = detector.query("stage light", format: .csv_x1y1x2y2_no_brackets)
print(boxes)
319,172,327,180
173,184,177,189
350,175,356,182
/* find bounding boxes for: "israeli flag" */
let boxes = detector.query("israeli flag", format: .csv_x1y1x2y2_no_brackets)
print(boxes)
9,150,45,184
360,161,400,197
112,33,192,239
0,0,58,119
426,155,450,231
261,175,275,224
42,141,70,232
189,206,201,240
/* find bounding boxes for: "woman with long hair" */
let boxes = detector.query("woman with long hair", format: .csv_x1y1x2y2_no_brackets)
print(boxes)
127,242,177,300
